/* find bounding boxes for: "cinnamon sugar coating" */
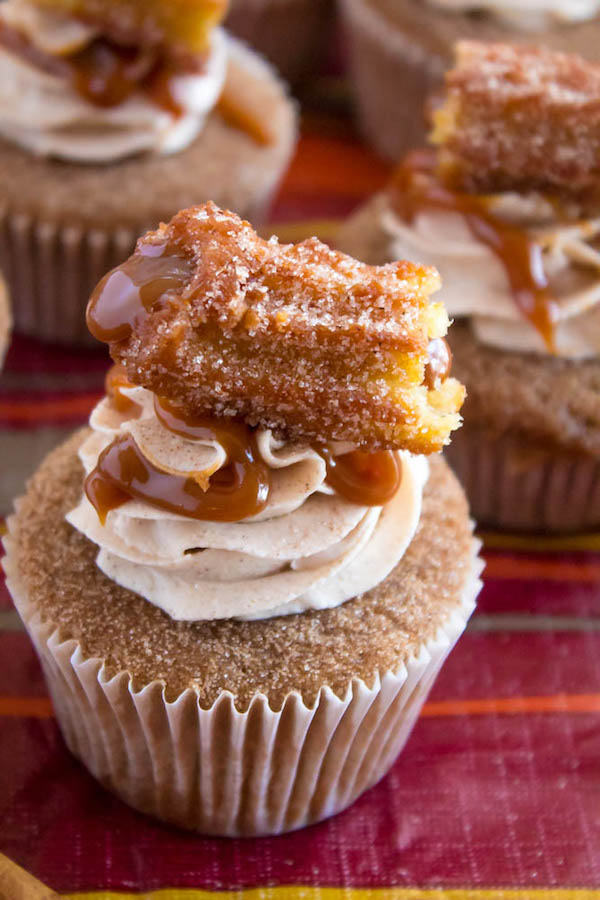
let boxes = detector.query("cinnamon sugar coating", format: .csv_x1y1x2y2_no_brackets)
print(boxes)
94,203,464,453
431,41,600,203
32,0,226,56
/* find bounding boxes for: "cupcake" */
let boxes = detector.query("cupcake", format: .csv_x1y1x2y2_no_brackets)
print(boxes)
338,41,600,533
0,0,297,344
225,0,334,85
4,202,481,836
340,0,600,160
0,271,11,367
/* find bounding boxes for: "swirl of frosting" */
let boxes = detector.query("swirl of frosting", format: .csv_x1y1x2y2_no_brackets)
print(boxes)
67,386,429,622
0,0,227,162
425,0,600,30
384,193,600,359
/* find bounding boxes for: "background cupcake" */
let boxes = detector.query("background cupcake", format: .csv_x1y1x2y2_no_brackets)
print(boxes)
225,0,334,85
0,0,297,344
338,42,600,532
339,0,600,161
4,204,481,836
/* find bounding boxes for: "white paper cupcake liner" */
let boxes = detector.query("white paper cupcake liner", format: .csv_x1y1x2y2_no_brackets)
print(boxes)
446,427,600,533
226,0,333,84
3,518,482,837
340,0,445,160
0,208,141,346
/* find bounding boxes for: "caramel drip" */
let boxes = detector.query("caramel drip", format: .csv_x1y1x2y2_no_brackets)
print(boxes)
105,363,141,416
392,151,560,351
85,401,271,524
0,20,192,114
87,241,192,343
69,37,187,113
318,447,403,507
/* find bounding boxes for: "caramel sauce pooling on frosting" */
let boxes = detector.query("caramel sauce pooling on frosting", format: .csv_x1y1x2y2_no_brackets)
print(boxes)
87,368,405,522
392,151,560,351
85,396,271,524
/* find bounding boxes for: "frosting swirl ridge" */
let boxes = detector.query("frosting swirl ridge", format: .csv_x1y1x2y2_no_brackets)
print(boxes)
426,0,600,30
67,385,428,621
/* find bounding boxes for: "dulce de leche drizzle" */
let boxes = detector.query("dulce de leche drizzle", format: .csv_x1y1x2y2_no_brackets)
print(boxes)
85,392,405,524
318,447,403,507
85,397,271,525
69,38,186,113
392,151,560,351
87,241,192,343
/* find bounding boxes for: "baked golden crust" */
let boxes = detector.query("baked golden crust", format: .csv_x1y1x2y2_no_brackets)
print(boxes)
89,203,464,453
431,41,600,202
32,0,226,54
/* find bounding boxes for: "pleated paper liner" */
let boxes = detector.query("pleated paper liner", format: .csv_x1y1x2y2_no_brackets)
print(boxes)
446,426,600,533
226,0,334,84
4,518,482,837
340,0,445,161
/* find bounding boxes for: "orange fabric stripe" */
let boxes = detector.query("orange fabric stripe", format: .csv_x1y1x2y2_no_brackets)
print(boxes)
421,694,600,717
483,555,600,583
3,694,600,721
282,134,390,196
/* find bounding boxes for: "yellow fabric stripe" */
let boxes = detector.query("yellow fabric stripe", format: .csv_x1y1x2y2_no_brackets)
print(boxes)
62,886,600,900
480,529,600,553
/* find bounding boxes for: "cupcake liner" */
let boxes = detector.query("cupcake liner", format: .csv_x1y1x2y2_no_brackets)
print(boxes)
446,427,600,533
340,0,445,161
3,515,482,836
226,0,333,84
0,209,141,346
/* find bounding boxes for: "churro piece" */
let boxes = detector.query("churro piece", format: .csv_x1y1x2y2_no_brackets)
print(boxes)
87,203,464,453
31,0,226,55
431,41,600,202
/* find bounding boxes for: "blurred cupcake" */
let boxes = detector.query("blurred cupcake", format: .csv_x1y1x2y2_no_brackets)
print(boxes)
338,41,600,532
4,202,480,836
0,271,11,367
340,0,600,160
225,0,334,85
0,0,297,344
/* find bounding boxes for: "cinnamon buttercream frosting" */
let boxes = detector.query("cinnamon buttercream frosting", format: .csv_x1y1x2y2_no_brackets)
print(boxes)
67,386,429,622
426,0,600,29
384,193,600,359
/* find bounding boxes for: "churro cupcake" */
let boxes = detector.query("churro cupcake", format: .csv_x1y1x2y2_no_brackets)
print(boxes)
4,202,481,836
225,0,334,84
0,0,297,344
340,0,600,160
338,42,600,533
0,272,11,368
